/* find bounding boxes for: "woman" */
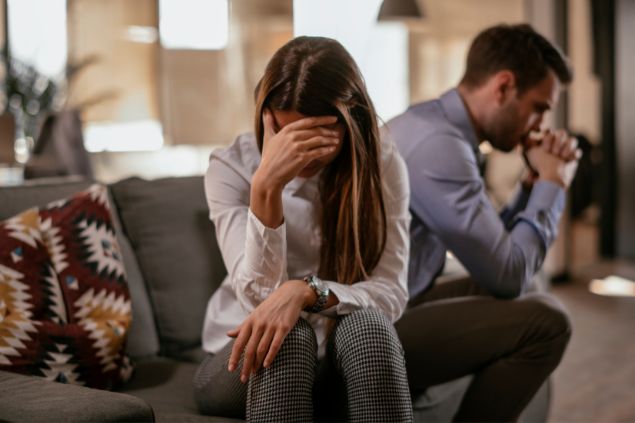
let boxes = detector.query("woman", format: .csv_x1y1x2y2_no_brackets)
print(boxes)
193,36,413,423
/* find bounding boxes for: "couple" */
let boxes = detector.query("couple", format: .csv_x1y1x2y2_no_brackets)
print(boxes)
193,24,577,423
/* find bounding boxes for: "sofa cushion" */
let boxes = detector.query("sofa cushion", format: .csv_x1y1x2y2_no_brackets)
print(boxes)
0,178,161,360
110,177,227,357
0,369,153,422
119,357,241,422
105,189,161,360
0,184,132,389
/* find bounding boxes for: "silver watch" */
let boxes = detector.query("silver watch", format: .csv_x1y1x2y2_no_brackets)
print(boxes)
303,274,330,313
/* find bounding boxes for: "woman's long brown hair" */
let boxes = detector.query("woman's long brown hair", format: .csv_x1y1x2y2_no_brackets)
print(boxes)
253,36,387,285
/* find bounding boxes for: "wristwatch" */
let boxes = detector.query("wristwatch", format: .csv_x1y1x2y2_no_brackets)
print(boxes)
303,274,330,313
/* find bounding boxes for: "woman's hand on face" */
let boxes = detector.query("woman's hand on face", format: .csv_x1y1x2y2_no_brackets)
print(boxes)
255,109,340,189
226,279,316,383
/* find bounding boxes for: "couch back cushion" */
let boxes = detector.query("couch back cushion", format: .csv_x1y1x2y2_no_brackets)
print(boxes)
0,178,161,360
109,176,227,358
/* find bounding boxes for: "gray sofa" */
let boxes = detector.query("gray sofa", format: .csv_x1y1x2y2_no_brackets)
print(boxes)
0,176,550,422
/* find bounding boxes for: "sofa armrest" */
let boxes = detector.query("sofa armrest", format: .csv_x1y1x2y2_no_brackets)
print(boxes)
0,371,154,423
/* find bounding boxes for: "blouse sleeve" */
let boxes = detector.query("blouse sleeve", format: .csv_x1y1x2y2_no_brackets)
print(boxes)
204,154,289,313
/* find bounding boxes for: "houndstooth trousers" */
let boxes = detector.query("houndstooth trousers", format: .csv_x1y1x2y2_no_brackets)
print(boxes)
193,309,413,422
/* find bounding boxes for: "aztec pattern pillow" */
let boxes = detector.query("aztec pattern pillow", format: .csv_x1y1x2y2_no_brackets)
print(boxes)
0,184,133,389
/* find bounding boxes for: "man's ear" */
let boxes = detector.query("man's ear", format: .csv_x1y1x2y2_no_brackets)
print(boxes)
492,70,517,104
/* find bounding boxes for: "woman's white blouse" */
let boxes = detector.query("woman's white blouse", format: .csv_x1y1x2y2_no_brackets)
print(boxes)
202,133,411,357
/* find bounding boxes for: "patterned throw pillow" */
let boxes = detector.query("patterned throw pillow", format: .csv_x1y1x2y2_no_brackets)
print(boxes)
0,184,133,389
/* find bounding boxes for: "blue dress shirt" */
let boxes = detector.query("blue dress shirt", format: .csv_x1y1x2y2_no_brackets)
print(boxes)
386,89,565,299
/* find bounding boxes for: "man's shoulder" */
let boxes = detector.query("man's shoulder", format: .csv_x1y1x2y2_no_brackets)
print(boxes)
385,104,472,163
386,97,447,131
385,98,468,154
383,97,481,183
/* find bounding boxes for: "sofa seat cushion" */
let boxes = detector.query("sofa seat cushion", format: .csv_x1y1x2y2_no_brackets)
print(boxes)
110,177,227,358
0,184,132,389
119,357,241,423
0,369,153,422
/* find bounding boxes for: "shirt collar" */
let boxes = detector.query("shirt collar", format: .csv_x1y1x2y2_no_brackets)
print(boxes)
440,88,480,152
440,88,483,166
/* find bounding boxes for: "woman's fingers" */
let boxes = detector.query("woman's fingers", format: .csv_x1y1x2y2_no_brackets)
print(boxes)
284,115,338,132
228,321,291,381
291,127,339,141
240,325,265,383
304,145,337,161
295,135,340,152
224,281,306,380
254,328,275,373
281,139,338,172
227,326,240,338
228,323,252,372
263,329,288,369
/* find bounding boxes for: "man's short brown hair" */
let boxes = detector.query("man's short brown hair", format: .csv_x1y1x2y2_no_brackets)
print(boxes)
460,24,573,93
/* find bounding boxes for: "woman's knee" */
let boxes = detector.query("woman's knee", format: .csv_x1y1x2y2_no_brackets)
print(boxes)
193,352,247,417
333,309,403,359
278,317,318,358
259,318,318,376
247,319,317,421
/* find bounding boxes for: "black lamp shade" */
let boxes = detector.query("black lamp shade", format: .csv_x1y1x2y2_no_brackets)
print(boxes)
378,0,423,20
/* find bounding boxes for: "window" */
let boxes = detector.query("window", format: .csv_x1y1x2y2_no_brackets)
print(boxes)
67,0,162,152
159,0,229,50
8,0,67,78
293,0,408,121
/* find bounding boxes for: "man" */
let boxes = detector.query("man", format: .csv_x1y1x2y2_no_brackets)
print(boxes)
387,24,580,421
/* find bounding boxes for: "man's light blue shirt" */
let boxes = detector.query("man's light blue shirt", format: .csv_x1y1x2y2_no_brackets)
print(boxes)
386,89,565,299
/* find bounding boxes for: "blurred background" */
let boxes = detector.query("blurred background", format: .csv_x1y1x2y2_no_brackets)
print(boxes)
0,0,633,421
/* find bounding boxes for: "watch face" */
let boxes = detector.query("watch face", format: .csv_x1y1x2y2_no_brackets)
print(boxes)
305,275,329,312
315,279,329,295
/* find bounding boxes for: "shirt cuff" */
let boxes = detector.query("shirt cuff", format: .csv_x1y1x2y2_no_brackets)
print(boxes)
525,180,565,213
244,208,287,288
247,208,286,236
512,180,565,248
319,281,361,317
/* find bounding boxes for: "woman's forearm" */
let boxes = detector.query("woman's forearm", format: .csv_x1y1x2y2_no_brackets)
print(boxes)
250,169,284,228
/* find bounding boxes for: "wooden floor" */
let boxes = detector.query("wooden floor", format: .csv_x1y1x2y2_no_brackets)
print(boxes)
548,261,635,423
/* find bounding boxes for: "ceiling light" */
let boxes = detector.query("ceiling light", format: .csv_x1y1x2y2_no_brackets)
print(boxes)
377,0,423,21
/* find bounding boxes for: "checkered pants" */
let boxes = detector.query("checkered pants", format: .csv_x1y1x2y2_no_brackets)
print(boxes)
193,309,413,422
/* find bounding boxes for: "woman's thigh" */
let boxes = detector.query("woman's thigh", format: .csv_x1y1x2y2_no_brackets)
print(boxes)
194,317,319,419
321,309,413,422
